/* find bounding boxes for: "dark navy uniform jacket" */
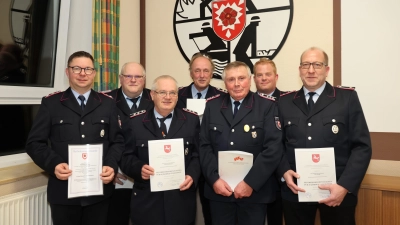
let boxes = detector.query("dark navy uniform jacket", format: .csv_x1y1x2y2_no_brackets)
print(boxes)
277,82,372,204
177,82,226,109
199,91,283,203
26,87,124,206
120,107,201,225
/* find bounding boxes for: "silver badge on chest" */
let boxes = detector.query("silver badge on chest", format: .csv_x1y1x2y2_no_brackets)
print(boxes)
184,148,189,155
252,131,257,138
100,129,105,137
332,125,339,134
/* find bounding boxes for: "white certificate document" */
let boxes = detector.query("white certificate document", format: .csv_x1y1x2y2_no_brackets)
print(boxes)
186,99,206,115
68,144,103,198
115,168,134,189
295,147,336,202
218,151,253,190
148,138,185,192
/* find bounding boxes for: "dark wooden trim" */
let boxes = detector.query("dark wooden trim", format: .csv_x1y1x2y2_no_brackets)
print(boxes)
371,132,400,161
140,0,146,68
333,0,341,86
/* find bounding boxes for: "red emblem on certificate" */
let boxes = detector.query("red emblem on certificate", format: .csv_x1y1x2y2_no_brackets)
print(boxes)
212,0,246,41
82,153,87,160
164,145,171,153
312,154,320,163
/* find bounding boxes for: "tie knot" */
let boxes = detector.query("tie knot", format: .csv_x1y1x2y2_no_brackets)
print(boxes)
308,92,316,97
196,92,202,99
78,95,85,102
234,101,241,107
128,97,140,104
157,113,172,123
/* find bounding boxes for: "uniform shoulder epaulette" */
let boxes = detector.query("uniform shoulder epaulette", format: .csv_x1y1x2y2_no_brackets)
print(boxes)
215,87,228,93
336,85,355,91
206,94,221,102
178,86,185,90
130,110,146,118
182,108,198,115
280,90,296,97
100,92,113,99
100,90,112,93
45,90,62,98
258,92,276,102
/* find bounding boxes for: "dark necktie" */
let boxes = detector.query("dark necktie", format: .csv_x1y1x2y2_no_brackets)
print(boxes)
157,113,172,137
196,92,202,99
78,95,85,111
128,97,140,111
308,92,316,111
233,101,241,117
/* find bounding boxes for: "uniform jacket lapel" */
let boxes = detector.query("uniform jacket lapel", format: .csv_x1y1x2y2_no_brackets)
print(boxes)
292,88,309,116
142,108,163,138
167,108,185,138
308,82,336,118
60,88,83,116
115,88,132,116
82,90,101,117
231,92,253,127
137,89,153,111
220,95,233,126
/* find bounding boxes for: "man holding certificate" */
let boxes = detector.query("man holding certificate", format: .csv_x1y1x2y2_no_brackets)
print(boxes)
200,61,283,225
277,47,372,225
26,51,124,225
121,75,201,225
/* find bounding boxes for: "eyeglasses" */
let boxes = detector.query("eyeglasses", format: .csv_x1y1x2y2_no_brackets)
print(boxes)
300,62,326,69
225,76,249,84
120,74,145,80
68,66,95,75
154,91,178,97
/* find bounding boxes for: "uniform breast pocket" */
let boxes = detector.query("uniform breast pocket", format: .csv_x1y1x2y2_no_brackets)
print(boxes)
51,117,74,142
135,140,149,161
183,137,195,161
92,117,109,140
283,118,300,143
245,121,264,146
209,124,224,147
322,116,346,143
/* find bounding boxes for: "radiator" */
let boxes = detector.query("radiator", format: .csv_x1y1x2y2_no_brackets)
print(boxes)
0,186,52,225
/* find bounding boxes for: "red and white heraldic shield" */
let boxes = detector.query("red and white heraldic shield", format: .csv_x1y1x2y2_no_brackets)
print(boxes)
212,0,246,41
164,145,171,153
82,153,87,160
312,154,320,163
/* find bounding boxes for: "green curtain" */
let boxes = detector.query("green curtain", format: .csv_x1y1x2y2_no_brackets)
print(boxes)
92,0,120,91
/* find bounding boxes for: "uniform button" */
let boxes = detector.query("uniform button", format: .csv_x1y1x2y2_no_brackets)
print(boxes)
252,125,255,129
308,123,312,126
230,142,234,145
133,192,137,196
81,122,85,125
141,144,144,147
332,119,336,123
101,120,104,123
288,121,291,125
82,134,85,138
308,136,312,140
231,129,234,132
214,127,217,130
186,141,189,145
60,120,63,123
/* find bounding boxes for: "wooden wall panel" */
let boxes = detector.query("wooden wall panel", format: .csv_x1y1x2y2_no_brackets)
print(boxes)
382,191,400,225
355,189,382,225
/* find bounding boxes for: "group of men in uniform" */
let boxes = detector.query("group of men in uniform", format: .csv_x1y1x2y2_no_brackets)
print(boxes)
26,46,371,225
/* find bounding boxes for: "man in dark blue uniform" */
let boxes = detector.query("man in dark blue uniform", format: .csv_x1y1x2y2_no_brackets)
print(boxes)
26,51,124,225
200,61,283,225
121,75,201,225
106,62,153,225
277,47,372,225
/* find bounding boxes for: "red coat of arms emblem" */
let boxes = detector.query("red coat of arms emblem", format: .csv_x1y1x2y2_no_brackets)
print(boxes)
312,154,320,163
82,153,87,160
212,0,246,41
164,145,171,153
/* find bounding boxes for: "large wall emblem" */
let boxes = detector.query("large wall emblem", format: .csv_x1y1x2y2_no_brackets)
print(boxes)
173,0,293,79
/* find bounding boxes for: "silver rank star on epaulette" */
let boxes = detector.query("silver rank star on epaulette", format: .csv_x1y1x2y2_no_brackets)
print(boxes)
280,90,296,97
130,110,146,118
336,85,355,90
183,108,198,115
45,90,62,98
216,87,228,93
206,94,220,102
100,92,113,99
258,92,276,101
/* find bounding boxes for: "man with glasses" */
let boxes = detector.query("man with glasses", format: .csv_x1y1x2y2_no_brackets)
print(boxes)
106,62,153,225
277,47,371,225
200,61,283,225
120,75,201,225
26,51,124,225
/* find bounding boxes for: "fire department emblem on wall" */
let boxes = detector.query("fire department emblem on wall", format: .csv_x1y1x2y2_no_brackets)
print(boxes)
173,0,293,79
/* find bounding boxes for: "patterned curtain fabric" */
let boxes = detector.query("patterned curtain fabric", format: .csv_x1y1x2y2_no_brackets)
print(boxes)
92,0,120,91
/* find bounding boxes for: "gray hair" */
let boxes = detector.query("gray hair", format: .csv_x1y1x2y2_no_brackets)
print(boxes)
151,75,178,91
222,61,251,80
120,62,146,76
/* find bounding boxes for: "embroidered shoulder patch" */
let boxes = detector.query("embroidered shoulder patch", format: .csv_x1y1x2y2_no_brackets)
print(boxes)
336,85,355,91
275,116,281,130
280,90,297,97
45,91,62,98
100,92,113,99
183,108,198,115
206,94,221,102
130,110,146,118
215,87,228,93
258,93,276,102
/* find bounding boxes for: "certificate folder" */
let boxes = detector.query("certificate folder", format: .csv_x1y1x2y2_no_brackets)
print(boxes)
218,151,253,190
